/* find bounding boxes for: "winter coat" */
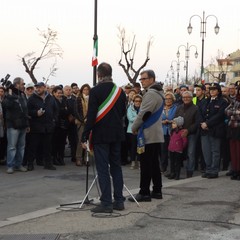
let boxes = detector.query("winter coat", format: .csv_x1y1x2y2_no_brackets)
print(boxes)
168,128,188,153
126,104,139,134
175,102,198,135
81,81,126,144
162,104,177,136
3,90,29,129
225,99,240,140
27,92,58,134
132,83,164,144
198,96,228,138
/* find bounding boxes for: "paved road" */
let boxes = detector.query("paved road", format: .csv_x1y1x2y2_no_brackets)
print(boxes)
0,156,240,240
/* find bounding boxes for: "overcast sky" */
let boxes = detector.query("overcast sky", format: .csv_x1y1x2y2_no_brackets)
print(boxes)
0,0,240,87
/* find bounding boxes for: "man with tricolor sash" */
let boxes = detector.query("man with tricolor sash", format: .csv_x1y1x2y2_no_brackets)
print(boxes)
81,62,126,214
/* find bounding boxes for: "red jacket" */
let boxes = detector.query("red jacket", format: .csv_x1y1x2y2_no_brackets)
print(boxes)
168,129,188,153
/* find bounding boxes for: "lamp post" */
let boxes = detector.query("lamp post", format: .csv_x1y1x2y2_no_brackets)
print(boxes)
176,43,198,83
166,69,175,87
187,11,220,81
170,59,186,85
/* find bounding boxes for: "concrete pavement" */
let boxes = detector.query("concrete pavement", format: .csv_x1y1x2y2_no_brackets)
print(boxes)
0,158,240,240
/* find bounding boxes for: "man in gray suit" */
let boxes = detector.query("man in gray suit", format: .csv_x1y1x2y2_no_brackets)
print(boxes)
128,70,164,202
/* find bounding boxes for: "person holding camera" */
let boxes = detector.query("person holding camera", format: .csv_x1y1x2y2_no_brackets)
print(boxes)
2,77,29,174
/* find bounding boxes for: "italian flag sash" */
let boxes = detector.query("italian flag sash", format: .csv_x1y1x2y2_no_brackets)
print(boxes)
95,84,122,123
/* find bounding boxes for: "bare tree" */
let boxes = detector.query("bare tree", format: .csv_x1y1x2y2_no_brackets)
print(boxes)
42,61,58,84
118,26,152,84
205,50,232,83
20,27,63,84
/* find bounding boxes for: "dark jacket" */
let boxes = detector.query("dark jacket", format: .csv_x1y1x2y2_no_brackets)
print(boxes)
66,95,77,125
54,96,70,130
27,92,58,133
198,96,228,138
175,102,198,135
82,82,126,144
3,90,29,129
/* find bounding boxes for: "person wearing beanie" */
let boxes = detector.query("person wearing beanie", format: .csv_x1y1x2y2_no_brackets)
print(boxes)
168,116,188,180
198,82,229,179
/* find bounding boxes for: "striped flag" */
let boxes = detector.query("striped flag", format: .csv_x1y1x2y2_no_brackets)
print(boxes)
92,39,98,67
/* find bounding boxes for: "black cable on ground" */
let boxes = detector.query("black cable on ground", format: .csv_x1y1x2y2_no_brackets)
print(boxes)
91,211,240,227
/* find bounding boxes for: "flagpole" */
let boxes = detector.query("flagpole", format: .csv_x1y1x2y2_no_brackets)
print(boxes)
93,0,98,86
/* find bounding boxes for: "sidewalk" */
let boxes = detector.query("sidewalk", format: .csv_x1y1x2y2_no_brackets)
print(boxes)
0,171,240,240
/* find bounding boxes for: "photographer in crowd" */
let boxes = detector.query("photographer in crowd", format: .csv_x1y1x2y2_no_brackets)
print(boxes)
2,77,29,174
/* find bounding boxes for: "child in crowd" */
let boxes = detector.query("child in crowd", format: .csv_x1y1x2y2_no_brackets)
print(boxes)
168,116,188,180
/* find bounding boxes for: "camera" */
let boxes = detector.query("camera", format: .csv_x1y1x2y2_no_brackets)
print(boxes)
0,74,14,89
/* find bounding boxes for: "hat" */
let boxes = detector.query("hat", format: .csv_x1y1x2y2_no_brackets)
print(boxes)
194,83,206,90
25,82,35,89
235,81,240,88
172,116,184,127
179,84,188,90
35,82,46,87
209,82,221,90
124,83,132,89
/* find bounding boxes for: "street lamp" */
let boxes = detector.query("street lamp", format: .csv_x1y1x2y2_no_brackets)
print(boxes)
166,69,175,87
187,11,220,81
170,59,186,85
177,43,198,83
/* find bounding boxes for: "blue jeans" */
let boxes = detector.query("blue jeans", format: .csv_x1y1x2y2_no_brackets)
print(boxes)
6,128,26,168
93,142,125,207
201,135,221,174
186,134,197,172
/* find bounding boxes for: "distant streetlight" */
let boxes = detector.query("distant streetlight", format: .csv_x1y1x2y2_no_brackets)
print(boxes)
187,11,220,81
170,59,186,85
177,43,198,83
166,69,175,87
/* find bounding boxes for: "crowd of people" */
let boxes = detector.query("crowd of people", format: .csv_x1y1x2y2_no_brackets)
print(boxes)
0,78,91,173
0,63,240,213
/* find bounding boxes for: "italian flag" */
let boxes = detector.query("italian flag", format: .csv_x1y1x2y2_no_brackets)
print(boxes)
92,39,98,67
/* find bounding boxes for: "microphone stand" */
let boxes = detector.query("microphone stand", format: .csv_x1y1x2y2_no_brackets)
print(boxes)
60,141,96,208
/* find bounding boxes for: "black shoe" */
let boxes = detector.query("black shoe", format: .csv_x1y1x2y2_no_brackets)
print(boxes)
175,176,180,180
113,202,125,211
231,175,238,180
36,161,44,166
91,205,113,213
151,191,163,199
164,172,171,178
186,171,193,178
202,173,210,178
27,164,34,171
53,157,61,166
168,174,176,179
44,165,56,170
226,171,233,176
207,173,218,179
128,193,151,202
57,157,65,166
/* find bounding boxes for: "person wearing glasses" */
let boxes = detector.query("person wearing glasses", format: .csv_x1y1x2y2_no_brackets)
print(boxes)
128,70,164,202
127,94,142,170
174,91,198,178
160,91,177,175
